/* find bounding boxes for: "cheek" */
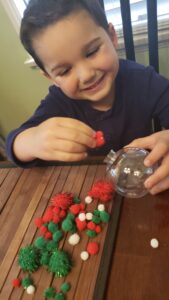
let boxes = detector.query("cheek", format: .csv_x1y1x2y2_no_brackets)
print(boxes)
59,78,77,97
96,47,118,72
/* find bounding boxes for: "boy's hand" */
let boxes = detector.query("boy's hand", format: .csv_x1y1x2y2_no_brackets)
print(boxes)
13,117,96,162
125,130,169,195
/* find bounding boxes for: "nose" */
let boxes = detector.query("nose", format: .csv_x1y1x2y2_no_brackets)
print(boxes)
76,61,96,85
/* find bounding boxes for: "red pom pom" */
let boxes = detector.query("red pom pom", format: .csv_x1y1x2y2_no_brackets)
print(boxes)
51,193,73,210
87,221,96,230
69,204,81,215
43,207,53,222
59,209,66,219
87,242,99,255
12,278,21,288
88,180,114,202
95,225,101,233
45,231,52,239
80,203,85,211
52,207,61,215
34,217,43,228
52,215,60,224
96,131,105,147
75,218,87,231
39,225,48,235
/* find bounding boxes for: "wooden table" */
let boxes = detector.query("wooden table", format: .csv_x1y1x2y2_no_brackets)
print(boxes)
0,161,169,300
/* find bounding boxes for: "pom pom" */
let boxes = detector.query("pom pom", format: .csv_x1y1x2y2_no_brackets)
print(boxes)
62,219,74,232
45,231,53,240
95,225,102,233
52,215,61,224
46,240,58,252
150,238,159,248
75,218,87,231
69,204,81,215
34,236,47,249
51,193,73,210
48,250,72,277
22,276,33,288
55,293,65,300
53,230,63,243
44,287,56,298
92,215,101,224
85,196,93,204
59,210,66,219
68,233,80,245
73,196,81,204
86,230,97,238
34,217,43,228
43,207,54,222
48,222,58,233
60,282,71,293
88,180,114,202
95,131,105,147
18,245,40,272
86,212,93,220
12,278,21,288
78,212,86,221
40,251,50,266
98,204,105,211
26,285,35,294
100,211,110,223
80,251,89,261
87,242,99,255
87,221,96,230
39,225,48,235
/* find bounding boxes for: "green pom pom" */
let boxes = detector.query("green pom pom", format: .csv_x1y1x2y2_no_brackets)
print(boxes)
34,237,47,249
44,287,56,298
67,213,75,221
22,276,33,288
61,219,73,232
46,240,58,252
93,209,100,216
53,230,63,242
18,245,40,272
86,229,97,237
92,215,101,224
48,250,72,277
73,196,81,204
100,211,110,223
48,222,58,233
54,293,65,300
60,282,71,293
40,251,50,266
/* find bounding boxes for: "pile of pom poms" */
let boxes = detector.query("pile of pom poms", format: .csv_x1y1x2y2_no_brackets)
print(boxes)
12,180,114,297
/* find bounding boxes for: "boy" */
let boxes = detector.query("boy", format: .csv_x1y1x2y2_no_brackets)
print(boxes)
6,0,169,195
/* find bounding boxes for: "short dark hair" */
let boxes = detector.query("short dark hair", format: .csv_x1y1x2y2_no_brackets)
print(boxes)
20,0,109,72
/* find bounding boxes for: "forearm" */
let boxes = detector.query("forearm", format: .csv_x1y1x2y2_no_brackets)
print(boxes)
13,128,37,162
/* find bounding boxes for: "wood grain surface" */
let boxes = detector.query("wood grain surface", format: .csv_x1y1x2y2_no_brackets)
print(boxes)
0,164,119,300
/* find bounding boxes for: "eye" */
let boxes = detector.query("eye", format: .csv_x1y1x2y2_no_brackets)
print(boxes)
58,67,71,77
86,46,100,58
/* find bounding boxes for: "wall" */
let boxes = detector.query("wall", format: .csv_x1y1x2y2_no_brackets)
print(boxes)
0,3,50,138
0,2,169,139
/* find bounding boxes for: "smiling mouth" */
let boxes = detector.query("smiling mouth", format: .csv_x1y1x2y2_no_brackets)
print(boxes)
82,75,105,91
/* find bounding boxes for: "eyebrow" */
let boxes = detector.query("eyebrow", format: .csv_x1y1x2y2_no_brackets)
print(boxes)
50,37,101,73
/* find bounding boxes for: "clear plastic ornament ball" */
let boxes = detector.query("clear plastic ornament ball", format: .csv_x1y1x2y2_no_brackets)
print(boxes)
104,147,155,198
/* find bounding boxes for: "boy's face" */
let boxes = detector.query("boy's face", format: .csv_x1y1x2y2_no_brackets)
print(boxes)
33,10,119,110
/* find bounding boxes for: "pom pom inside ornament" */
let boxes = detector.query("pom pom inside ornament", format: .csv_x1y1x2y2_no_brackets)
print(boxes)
104,147,156,198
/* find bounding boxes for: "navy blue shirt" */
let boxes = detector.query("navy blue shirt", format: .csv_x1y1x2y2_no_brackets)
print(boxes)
6,59,169,167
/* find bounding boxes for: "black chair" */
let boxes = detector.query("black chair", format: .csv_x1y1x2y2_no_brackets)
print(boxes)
99,0,161,131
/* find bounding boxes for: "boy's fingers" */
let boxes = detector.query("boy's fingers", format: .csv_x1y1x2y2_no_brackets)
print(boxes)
144,143,169,166
50,150,88,162
149,175,169,195
56,117,96,137
125,136,154,149
144,159,169,189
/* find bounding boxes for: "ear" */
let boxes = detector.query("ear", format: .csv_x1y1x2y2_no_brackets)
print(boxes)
40,70,60,87
108,23,118,48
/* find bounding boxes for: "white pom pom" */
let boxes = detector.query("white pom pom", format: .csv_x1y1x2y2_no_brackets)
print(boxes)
150,238,159,248
26,285,35,294
68,233,80,245
85,196,93,204
86,212,93,220
78,212,86,221
80,251,89,261
98,204,105,211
